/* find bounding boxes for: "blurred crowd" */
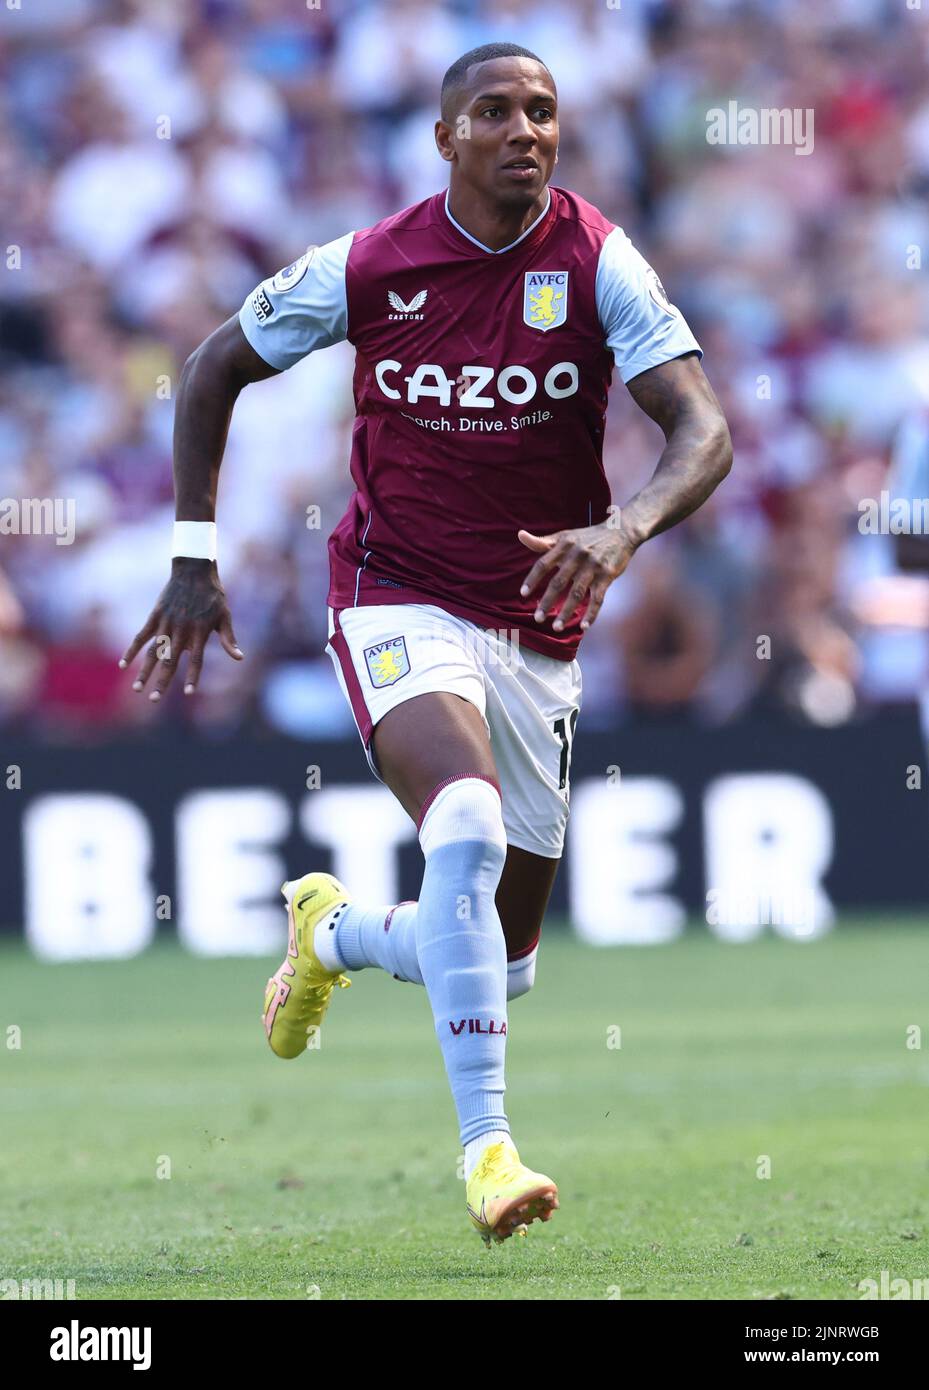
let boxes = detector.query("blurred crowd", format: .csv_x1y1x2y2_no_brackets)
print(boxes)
2,0,929,741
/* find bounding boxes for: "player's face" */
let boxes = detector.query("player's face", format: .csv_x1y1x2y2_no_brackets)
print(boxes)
442,58,558,206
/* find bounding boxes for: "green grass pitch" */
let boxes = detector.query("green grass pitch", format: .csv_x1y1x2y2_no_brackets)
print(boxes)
1,922,927,1300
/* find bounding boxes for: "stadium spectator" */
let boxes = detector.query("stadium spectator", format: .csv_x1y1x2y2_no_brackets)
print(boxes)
2,0,928,738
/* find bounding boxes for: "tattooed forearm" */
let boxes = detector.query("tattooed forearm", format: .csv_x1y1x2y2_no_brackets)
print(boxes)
620,352,732,546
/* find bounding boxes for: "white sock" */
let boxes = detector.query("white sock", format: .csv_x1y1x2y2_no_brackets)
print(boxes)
313,900,422,980
313,900,353,971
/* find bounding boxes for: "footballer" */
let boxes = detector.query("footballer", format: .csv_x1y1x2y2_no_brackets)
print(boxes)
121,44,732,1246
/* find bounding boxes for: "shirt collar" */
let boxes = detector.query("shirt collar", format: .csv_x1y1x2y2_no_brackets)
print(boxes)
443,187,552,254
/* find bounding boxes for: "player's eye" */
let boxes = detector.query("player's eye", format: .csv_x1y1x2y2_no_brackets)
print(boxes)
534,108,554,120
481,107,502,118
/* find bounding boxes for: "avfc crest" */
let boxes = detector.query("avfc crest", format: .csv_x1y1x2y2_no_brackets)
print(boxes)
363,635,410,688
524,270,568,331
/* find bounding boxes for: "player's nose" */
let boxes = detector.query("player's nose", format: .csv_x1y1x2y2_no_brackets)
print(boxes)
504,110,538,143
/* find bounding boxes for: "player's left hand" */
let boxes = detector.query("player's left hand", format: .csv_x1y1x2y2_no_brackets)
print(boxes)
517,521,638,632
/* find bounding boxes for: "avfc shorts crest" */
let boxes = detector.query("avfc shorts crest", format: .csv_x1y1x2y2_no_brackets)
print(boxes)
363,635,410,688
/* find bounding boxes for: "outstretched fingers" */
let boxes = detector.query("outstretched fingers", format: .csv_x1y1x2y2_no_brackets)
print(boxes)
119,613,158,672
217,613,244,661
130,639,165,694
183,638,205,695
148,630,186,702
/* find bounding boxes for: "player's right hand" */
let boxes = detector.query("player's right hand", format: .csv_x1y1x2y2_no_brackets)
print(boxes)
118,557,243,701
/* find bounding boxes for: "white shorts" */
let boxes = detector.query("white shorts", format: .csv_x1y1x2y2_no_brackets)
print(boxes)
325,603,583,858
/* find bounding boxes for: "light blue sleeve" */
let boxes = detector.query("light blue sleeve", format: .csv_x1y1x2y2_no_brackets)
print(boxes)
595,226,702,383
238,231,354,371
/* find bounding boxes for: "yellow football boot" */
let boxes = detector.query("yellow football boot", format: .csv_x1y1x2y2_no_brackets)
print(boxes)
465,1139,559,1245
262,873,352,1059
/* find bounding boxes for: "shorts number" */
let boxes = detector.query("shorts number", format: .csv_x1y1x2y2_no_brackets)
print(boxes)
553,708,579,791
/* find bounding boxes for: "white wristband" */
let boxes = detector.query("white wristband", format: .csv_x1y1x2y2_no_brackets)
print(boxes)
172,521,217,561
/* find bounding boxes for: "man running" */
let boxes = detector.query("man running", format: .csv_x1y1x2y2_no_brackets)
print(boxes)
120,43,732,1245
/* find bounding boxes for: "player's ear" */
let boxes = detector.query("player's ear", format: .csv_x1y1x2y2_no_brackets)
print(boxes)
434,120,455,162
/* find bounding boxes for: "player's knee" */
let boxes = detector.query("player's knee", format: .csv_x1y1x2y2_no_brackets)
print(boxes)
418,775,507,879
506,942,539,1000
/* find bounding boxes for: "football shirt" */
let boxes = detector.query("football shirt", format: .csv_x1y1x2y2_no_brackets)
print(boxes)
240,185,701,658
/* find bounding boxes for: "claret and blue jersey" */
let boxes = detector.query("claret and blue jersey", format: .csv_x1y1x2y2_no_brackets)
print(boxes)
239,184,701,659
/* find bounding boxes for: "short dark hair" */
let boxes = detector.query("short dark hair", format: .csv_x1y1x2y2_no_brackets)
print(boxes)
440,43,552,123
